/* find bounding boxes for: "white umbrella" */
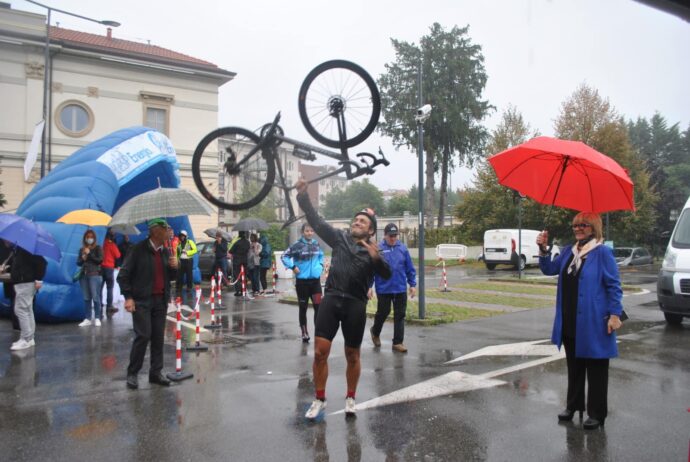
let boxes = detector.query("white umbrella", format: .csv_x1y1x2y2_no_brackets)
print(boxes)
109,187,214,227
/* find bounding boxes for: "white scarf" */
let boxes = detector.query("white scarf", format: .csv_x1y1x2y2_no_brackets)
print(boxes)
568,238,601,274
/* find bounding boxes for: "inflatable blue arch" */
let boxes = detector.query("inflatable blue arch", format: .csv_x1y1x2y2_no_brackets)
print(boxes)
1,127,203,322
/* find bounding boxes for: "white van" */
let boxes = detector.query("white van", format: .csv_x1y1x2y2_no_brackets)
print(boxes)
483,229,558,271
657,195,690,325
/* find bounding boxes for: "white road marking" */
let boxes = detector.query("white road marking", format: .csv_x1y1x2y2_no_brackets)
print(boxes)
331,339,566,415
444,339,556,364
331,371,506,414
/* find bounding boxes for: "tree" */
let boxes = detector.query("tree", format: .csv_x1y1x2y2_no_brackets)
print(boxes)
386,193,417,216
377,23,491,228
238,182,278,222
321,179,385,219
456,106,544,242
628,114,688,235
554,84,658,247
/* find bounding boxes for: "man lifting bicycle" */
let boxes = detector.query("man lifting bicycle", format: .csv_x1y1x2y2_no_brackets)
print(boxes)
295,179,391,420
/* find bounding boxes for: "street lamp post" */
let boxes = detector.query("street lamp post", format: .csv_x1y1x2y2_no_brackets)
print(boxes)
24,0,120,178
415,63,431,320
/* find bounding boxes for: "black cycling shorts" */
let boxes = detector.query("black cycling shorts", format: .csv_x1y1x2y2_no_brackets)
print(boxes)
295,278,322,305
314,293,367,348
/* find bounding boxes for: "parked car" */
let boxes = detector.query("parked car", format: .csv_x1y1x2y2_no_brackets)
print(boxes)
483,229,559,271
613,247,653,266
657,195,690,325
196,241,220,279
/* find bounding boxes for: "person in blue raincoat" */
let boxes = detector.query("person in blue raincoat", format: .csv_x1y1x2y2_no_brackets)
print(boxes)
369,223,416,353
282,223,324,342
537,212,623,431
258,234,272,293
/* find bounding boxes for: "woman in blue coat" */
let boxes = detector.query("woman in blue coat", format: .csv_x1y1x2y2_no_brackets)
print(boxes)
537,212,623,430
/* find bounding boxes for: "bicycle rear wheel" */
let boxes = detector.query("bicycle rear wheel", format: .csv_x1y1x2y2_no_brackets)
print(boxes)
192,127,276,210
298,60,381,149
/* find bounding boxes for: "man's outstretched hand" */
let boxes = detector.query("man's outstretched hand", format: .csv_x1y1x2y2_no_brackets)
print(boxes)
295,179,308,194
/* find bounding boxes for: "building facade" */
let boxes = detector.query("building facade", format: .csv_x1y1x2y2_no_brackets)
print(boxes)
0,3,237,236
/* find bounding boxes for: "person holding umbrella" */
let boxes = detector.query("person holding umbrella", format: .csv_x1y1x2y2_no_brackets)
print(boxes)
118,218,178,389
229,231,250,296
77,229,104,327
1,239,46,350
537,212,623,430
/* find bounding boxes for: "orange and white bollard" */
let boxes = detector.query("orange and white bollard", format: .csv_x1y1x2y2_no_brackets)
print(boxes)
167,297,194,381
215,268,225,310
204,276,221,329
186,285,208,352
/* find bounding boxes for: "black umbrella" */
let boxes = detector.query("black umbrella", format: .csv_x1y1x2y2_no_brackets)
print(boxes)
204,228,232,240
233,218,269,232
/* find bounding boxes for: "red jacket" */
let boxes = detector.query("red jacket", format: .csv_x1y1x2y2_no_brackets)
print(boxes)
102,239,121,269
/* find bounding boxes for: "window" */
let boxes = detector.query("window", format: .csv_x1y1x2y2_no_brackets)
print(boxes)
140,91,173,135
55,100,94,137
145,106,168,134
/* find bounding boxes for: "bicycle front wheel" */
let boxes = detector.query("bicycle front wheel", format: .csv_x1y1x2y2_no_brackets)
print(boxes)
192,127,276,211
298,60,381,149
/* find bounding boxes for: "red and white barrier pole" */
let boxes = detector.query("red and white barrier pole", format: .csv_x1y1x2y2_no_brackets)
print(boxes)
215,268,225,310
441,258,450,292
205,276,221,329
271,259,278,294
167,297,194,381
241,265,250,299
186,285,208,352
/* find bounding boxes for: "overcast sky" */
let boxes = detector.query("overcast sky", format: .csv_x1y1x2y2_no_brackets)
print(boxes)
17,0,690,191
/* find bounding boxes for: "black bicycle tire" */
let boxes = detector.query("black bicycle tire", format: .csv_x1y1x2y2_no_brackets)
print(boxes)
191,126,276,211
298,59,381,149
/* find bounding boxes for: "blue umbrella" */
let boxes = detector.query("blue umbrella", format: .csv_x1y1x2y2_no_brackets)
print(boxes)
0,214,62,261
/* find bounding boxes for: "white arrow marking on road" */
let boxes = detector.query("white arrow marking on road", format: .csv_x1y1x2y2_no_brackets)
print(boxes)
331,371,506,414
332,340,565,415
445,339,558,364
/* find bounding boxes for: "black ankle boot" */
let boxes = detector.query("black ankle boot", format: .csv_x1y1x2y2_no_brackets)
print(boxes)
583,417,604,429
558,409,583,422
301,326,310,343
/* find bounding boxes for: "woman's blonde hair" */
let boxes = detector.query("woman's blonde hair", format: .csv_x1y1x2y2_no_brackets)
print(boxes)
573,212,603,241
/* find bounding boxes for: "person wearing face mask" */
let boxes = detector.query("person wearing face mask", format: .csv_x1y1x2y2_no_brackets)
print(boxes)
536,212,623,430
101,229,121,316
77,229,104,327
295,179,391,420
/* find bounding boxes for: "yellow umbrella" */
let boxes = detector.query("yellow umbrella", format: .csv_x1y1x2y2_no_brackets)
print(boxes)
57,209,112,227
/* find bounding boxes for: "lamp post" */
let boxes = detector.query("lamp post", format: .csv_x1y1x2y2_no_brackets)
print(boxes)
415,63,431,320
24,0,120,178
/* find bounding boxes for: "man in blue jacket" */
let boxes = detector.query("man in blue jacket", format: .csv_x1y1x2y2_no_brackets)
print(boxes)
282,223,324,342
370,223,416,353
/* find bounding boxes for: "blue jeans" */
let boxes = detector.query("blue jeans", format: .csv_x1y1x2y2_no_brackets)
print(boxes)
101,267,115,307
80,274,103,320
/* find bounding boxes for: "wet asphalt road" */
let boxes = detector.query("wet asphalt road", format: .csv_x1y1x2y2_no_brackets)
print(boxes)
0,265,688,461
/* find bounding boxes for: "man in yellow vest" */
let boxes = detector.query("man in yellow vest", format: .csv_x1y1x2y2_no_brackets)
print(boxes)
176,230,197,295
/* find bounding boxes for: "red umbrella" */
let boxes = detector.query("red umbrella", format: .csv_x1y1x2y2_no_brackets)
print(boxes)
488,136,635,214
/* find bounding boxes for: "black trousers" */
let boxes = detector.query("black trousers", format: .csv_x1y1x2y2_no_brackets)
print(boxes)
296,278,322,327
260,267,269,291
177,258,193,291
372,292,407,345
562,336,609,421
233,262,246,294
127,296,167,376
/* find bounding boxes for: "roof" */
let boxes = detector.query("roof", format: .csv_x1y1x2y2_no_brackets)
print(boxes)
49,26,234,76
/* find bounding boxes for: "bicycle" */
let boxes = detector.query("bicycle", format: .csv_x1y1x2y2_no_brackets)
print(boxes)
191,60,390,227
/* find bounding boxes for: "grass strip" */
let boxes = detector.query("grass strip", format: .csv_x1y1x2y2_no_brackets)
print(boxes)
278,296,500,325
426,289,551,309
456,281,557,296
